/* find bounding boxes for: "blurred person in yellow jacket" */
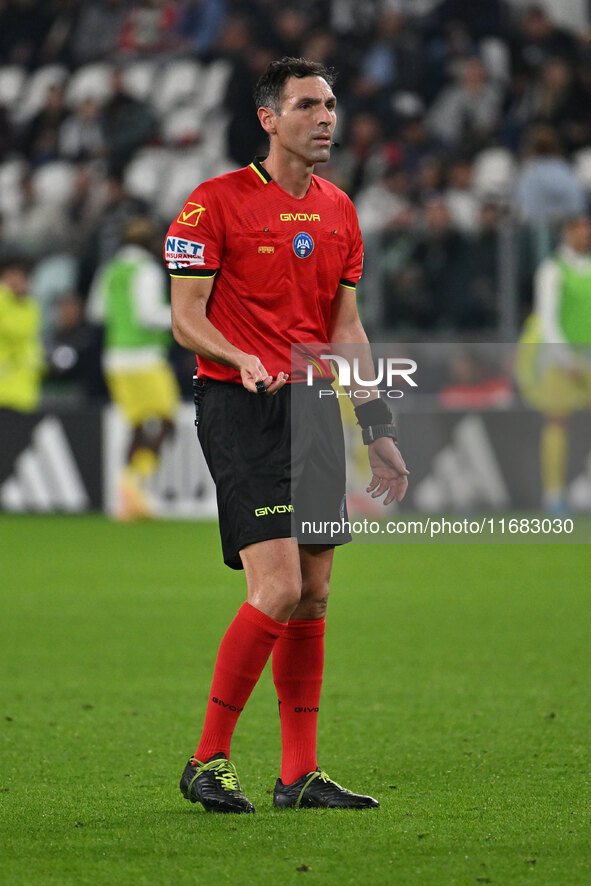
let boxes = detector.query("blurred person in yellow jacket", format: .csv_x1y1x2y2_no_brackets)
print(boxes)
516,215,591,513
0,260,43,413
87,217,179,521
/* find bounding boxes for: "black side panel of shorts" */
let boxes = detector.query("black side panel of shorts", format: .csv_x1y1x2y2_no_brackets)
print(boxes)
291,385,350,545
197,382,292,569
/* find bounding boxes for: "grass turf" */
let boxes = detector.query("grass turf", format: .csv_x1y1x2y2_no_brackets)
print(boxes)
1,515,590,885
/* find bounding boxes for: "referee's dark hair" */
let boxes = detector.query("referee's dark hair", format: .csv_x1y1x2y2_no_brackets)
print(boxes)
254,57,336,113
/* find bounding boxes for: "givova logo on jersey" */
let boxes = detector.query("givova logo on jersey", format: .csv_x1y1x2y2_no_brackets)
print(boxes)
293,232,314,258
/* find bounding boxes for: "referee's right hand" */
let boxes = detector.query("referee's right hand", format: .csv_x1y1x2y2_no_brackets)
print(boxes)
239,354,288,395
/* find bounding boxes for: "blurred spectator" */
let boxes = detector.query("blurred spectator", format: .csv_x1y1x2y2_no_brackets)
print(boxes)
514,124,587,223
457,201,501,327
564,58,591,151
45,291,105,400
3,173,71,258
509,55,581,151
416,195,470,326
533,56,578,132
422,16,478,103
71,0,129,65
118,0,180,55
19,83,68,166
65,165,107,255
427,55,503,151
428,0,510,41
223,17,274,166
175,0,226,58
382,221,437,331
0,0,52,67
0,259,43,412
270,6,309,58
415,153,446,199
358,8,425,98
443,156,480,233
510,5,576,76
327,110,398,196
101,68,157,173
355,164,412,236
38,0,81,67
79,172,149,294
58,98,106,163
383,195,474,330
395,106,443,175
0,106,18,157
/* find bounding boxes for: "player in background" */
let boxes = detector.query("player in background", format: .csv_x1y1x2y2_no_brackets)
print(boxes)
0,259,43,413
87,217,179,521
516,215,591,513
166,57,408,813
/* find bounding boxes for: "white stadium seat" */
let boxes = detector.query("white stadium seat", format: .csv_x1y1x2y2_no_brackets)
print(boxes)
198,59,232,113
65,62,113,107
0,159,27,218
161,103,204,146
156,148,205,219
122,60,159,102
123,146,173,202
0,66,26,110
31,161,77,205
198,111,230,164
573,147,591,192
472,147,517,202
152,59,203,115
14,65,68,123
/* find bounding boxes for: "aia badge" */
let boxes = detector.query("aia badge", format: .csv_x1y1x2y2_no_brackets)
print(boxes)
293,232,314,258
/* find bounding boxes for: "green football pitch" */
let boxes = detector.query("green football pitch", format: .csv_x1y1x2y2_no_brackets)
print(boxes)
1,516,589,886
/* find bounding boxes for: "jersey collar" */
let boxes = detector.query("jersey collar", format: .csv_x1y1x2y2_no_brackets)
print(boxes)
249,157,273,184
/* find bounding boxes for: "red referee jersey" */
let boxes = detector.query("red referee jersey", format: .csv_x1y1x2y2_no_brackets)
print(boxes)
164,158,364,383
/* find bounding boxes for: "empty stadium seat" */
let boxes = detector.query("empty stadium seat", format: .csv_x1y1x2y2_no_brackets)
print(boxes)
123,146,173,202
198,59,232,113
161,103,203,146
156,148,205,219
472,148,517,202
0,159,27,218
122,59,159,102
152,59,203,115
31,161,77,205
65,62,114,107
0,66,26,110
198,110,230,164
573,147,591,191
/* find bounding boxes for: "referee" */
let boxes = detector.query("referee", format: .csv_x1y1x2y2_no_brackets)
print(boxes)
165,57,408,812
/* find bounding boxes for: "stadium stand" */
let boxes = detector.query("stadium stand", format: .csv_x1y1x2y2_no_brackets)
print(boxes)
0,0,590,403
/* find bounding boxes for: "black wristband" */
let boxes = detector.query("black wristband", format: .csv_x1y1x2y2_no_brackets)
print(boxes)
362,424,398,445
354,398,392,428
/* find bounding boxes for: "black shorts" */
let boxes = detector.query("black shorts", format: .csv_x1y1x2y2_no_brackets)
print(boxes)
197,381,351,569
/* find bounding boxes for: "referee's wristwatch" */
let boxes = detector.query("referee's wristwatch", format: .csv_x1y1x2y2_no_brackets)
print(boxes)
354,399,398,445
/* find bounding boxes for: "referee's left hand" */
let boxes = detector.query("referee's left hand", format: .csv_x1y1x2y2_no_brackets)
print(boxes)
367,437,409,504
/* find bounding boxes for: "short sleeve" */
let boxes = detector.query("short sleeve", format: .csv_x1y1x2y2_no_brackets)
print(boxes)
163,182,224,278
339,199,364,289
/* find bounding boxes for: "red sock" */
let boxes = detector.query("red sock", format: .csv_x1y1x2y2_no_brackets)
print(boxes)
272,617,325,784
195,601,286,762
